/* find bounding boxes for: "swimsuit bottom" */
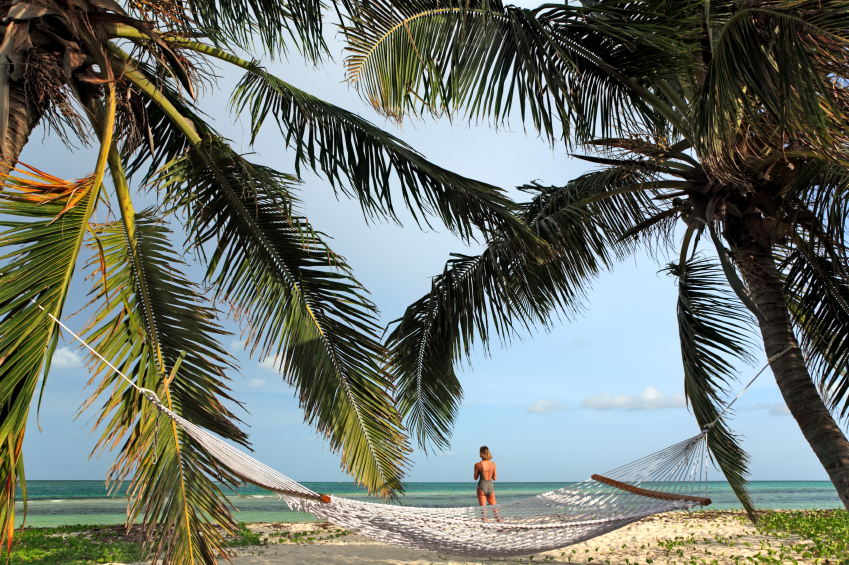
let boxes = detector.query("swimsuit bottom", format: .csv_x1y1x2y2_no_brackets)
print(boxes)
477,479,494,496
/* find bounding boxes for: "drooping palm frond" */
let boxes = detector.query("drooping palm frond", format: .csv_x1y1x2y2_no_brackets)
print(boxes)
0,167,99,553
156,139,410,497
668,256,757,520
116,0,328,62
341,0,693,144
782,246,849,423
781,162,849,261
776,161,849,422
118,60,221,181
230,64,525,240
184,0,328,60
80,211,247,564
694,0,849,172
113,41,526,244
388,166,663,451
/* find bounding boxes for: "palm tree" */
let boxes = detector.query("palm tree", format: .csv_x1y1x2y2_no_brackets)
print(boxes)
0,0,528,562
341,0,849,514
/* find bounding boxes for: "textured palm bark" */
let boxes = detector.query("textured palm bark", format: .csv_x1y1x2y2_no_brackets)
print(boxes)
737,244,849,510
0,80,45,175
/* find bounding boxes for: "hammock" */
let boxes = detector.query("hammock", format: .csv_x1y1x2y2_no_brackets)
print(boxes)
171,403,711,557
28,294,789,558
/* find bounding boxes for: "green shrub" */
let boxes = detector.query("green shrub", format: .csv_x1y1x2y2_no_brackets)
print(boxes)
0,525,143,565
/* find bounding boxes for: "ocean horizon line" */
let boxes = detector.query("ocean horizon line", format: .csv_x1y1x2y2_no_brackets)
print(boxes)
13,480,843,527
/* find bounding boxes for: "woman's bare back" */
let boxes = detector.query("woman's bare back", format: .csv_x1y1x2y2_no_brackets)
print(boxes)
474,461,496,481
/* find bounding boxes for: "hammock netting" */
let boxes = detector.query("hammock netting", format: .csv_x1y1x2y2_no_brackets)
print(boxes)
160,402,712,557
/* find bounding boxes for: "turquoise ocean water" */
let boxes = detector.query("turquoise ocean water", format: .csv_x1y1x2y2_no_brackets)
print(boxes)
13,481,843,527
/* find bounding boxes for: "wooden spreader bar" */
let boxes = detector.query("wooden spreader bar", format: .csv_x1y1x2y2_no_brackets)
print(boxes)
591,474,712,506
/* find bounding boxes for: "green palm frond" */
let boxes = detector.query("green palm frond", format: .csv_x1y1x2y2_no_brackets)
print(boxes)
184,0,328,60
80,212,247,564
695,0,849,171
668,256,757,520
341,0,692,143
781,162,849,257
114,44,525,244
783,247,849,423
779,163,849,421
118,0,327,61
229,64,523,240
119,62,221,181
388,166,662,451
157,139,410,497
0,168,99,552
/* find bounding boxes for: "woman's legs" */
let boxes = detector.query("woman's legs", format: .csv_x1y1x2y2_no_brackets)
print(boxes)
478,491,502,522
486,493,502,522
477,488,488,521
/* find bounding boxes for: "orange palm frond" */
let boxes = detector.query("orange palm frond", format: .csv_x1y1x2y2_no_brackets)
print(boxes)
0,163,96,220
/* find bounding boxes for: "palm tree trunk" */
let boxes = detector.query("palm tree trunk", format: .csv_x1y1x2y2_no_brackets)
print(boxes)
1,79,46,175
736,243,849,510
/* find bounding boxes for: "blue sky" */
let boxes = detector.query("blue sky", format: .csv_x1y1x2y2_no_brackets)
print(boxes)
18,18,835,486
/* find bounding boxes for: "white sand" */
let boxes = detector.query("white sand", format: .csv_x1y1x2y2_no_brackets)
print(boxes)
164,511,817,565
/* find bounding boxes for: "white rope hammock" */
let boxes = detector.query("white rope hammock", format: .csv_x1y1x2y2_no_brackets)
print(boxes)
23,290,792,558
180,405,712,557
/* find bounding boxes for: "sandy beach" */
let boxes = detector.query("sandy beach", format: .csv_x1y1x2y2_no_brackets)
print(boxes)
164,511,817,565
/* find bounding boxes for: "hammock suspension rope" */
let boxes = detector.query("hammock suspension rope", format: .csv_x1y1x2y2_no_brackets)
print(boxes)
16,286,795,557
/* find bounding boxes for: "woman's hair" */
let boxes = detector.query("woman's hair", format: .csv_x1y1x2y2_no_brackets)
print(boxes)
479,446,492,461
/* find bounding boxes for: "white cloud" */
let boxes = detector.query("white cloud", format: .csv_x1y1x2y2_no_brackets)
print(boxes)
247,378,266,387
51,347,81,368
743,402,772,411
768,402,791,417
259,355,283,372
229,339,246,353
743,401,792,417
581,387,686,411
527,396,571,414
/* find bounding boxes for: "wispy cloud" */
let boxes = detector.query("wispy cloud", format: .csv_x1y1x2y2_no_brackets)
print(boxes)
439,451,456,457
229,339,246,353
768,402,791,417
744,401,791,417
247,378,266,387
259,355,282,372
568,338,591,349
581,387,686,411
527,396,571,414
51,347,81,368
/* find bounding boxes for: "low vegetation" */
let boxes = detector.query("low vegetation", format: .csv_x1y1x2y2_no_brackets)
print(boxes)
0,524,143,565
1,512,846,564
0,522,353,564
755,509,849,564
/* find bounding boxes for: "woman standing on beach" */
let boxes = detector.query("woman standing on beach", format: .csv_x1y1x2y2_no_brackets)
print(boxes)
474,446,501,521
